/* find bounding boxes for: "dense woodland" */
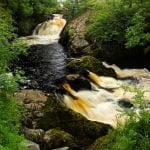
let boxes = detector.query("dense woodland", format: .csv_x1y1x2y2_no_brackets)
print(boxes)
0,0,150,150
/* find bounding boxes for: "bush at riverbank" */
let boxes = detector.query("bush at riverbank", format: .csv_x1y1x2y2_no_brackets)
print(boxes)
0,6,27,150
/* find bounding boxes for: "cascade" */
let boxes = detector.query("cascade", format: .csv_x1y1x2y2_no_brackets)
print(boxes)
20,14,66,45
19,14,67,90
63,67,150,128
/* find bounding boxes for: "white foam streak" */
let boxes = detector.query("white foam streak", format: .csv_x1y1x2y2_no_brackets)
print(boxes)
20,14,66,45
63,67,150,128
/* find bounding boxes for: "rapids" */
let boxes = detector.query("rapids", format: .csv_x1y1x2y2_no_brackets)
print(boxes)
63,66,150,128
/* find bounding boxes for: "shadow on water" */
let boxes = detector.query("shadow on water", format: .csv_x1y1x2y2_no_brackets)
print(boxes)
17,43,67,92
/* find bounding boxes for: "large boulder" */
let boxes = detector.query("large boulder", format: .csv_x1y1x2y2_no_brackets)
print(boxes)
43,129,79,150
66,74,92,91
23,128,45,143
65,12,91,56
38,94,112,147
67,56,117,77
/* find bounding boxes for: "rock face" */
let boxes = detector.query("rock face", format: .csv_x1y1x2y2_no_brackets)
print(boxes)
66,12,91,56
15,89,47,129
67,56,117,77
66,74,92,91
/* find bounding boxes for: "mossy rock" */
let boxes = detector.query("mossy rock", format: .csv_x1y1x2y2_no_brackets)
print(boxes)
63,12,92,57
23,128,45,143
87,135,110,150
66,74,92,91
67,56,117,77
38,94,112,147
43,129,79,150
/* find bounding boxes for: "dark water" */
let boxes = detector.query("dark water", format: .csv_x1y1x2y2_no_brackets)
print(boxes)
17,43,67,91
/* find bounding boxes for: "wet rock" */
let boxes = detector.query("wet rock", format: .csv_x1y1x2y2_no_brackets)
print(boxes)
23,128,45,143
118,99,134,108
87,135,109,150
66,74,91,91
23,140,40,150
67,56,117,77
52,147,69,150
38,94,112,147
43,129,78,150
66,12,91,56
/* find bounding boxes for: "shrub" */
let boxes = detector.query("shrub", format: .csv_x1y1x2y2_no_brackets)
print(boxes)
86,0,150,50
125,10,150,48
0,5,27,150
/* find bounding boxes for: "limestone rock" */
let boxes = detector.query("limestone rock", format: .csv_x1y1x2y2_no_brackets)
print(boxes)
66,12,91,56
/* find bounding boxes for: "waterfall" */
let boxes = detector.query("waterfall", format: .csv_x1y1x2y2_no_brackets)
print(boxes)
63,66,150,128
19,14,67,91
20,14,66,45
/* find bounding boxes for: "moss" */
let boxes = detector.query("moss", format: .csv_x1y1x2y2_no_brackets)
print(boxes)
44,128,78,149
68,28,75,37
82,48,100,57
67,56,117,77
38,94,112,147
87,135,111,150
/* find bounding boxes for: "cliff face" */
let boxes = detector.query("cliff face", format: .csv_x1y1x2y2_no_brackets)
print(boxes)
66,12,91,56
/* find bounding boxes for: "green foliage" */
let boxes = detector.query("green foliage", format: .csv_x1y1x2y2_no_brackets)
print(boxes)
125,10,150,48
86,0,150,50
0,6,27,73
62,0,95,19
1,0,58,17
0,5,27,150
0,95,26,150
86,0,133,44
98,86,150,150
0,0,59,35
